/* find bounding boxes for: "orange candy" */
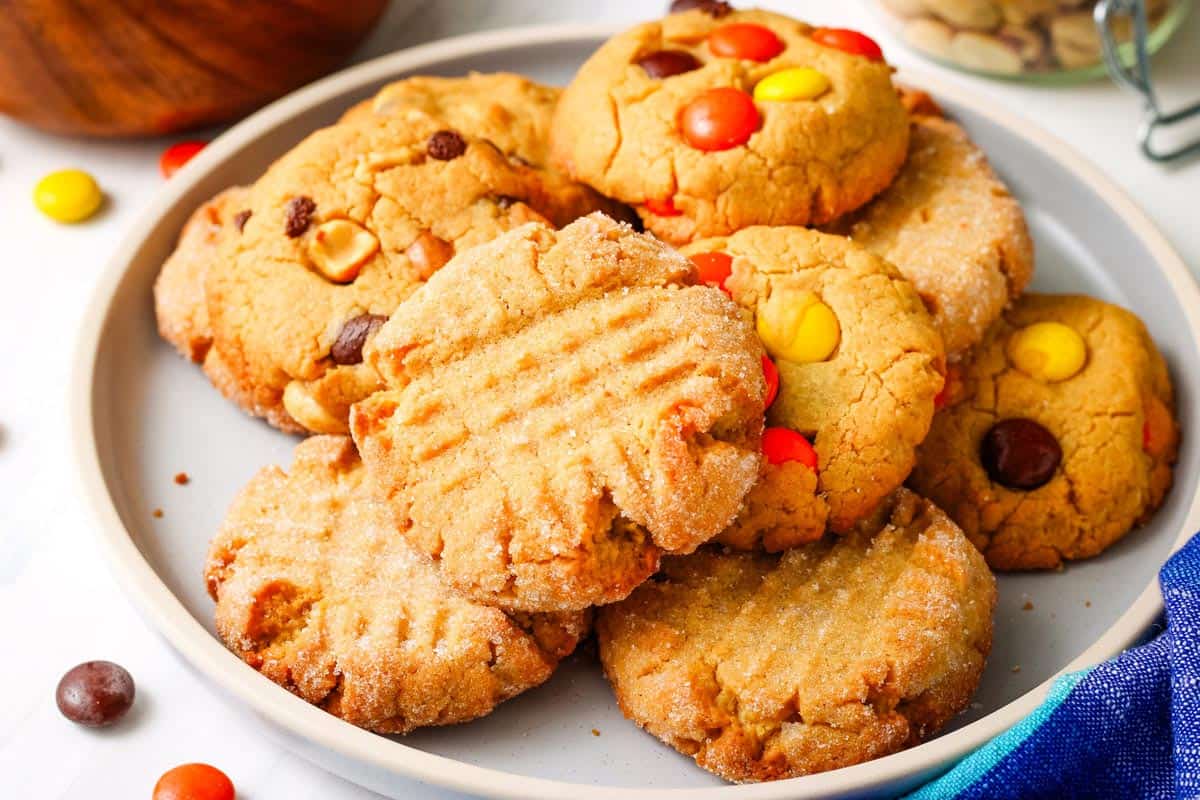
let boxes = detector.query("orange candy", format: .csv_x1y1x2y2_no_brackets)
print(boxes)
691,251,732,289
762,427,817,470
811,28,884,61
153,763,235,800
680,87,759,151
762,355,779,408
1143,396,1174,457
159,141,208,178
709,23,785,62
643,195,682,216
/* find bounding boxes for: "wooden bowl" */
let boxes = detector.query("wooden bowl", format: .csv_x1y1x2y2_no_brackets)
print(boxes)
0,0,389,137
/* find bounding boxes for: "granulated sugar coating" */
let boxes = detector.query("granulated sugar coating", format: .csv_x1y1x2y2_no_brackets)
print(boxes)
597,489,995,783
205,436,588,734
353,213,766,613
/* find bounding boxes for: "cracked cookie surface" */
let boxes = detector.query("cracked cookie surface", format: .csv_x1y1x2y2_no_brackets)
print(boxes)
909,293,1179,570
825,102,1034,357
684,227,944,532
550,8,910,244
596,488,995,783
205,435,588,734
352,214,765,612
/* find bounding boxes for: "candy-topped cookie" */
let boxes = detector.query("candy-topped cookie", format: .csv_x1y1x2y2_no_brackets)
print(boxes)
352,214,766,612
596,488,995,783
909,294,1179,570
550,7,910,244
825,90,1034,357
683,227,944,532
206,436,588,733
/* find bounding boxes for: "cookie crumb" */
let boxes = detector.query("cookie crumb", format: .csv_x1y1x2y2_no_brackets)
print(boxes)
152,508,164,518
1022,600,1034,611
591,728,600,737
174,472,190,485
1011,665,1022,673
1085,600,1092,608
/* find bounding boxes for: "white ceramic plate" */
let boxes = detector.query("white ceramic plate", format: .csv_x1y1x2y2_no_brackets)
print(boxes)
72,23,1200,800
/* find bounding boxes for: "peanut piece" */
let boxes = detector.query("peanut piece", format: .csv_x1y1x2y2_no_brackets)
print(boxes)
308,219,378,283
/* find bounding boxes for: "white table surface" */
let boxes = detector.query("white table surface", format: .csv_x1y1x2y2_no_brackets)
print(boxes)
1,1,1197,797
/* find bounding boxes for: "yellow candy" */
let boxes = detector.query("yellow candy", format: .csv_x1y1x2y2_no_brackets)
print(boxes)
753,67,831,102
1007,321,1087,382
757,290,840,363
34,169,103,223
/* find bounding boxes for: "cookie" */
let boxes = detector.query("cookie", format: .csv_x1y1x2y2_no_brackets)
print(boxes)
352,213,765,612
909,293,1179,570
551,8,910,244
153,186,248,363
825,96,1034,356
683,227,945,531
596,488,995,783
205,435,588,734
199,105,621,434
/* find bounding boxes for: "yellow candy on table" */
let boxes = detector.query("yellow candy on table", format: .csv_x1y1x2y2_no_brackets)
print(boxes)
756,290,840,363
1007,321,1088,382
34,169,103,223
753,67,831,102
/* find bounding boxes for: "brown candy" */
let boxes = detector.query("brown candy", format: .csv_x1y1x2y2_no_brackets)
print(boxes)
330,313,387,365
669,0,734,17
637,50,703,79
427,130,467,161
980,418,1061,490
56,661,135,728
284,196,316,238
406,231,455,280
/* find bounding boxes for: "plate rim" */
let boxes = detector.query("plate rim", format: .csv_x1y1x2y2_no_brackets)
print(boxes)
69,21,1200,800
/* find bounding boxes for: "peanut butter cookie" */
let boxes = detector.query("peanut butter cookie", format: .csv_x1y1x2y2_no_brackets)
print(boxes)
597,488,995,783
352,214,765,612
205,435,588,734
551,8,910,244
683,227,945,532
909,293,1179,570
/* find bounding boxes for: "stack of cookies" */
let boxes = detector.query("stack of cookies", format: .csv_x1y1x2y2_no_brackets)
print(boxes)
155,3,1180,784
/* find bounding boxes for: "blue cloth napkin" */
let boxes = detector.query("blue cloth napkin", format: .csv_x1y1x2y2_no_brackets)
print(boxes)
907,534,1200,800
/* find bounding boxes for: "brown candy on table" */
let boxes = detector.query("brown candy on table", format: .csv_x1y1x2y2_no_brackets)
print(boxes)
980,418,1062,490
330,313,388,365
427,129,467,161
669,0,734,17
637,50,703,79
284,196,316,238
56,661,135,728
406,231,455,280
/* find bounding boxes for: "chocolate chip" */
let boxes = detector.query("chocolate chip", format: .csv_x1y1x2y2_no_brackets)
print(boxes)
427,130,467,161
232,210,251,232
637,50,703,79
980,418,1062,490
669,0,733,16
284,196,316,238
330,313,387,365
56,661,135,728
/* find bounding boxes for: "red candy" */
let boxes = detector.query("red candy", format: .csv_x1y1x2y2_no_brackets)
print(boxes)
762,427,817,470
680,87,759,151
153,763,235,800
762,355,779,408
159,140,208,178
691,251,732,289
811,28,884,61
709,23,785,62
644,195,682,216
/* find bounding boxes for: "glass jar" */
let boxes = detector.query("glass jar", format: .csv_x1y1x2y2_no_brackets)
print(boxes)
868,0,1192,82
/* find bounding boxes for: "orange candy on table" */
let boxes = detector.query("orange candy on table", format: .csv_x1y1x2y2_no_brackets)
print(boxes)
762,427,818,470
680,87,759,151
153,763,235,800
708,23,785,62
762,355,779,408
160,141,208,178
811,28,884,62
691,251,733,290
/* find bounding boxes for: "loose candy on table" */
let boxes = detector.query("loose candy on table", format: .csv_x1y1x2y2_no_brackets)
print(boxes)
756,290,840,363
690,251,733,290
159,140,208,178
637,50,702,78
811,28,885,61
33,169,103,223
680,87,760,151
762,426,818,470
153,763,236,800
754,68,830,102
709,23,785,62
980,418,1062,490
55,660,135,727
1006,321,1088,383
